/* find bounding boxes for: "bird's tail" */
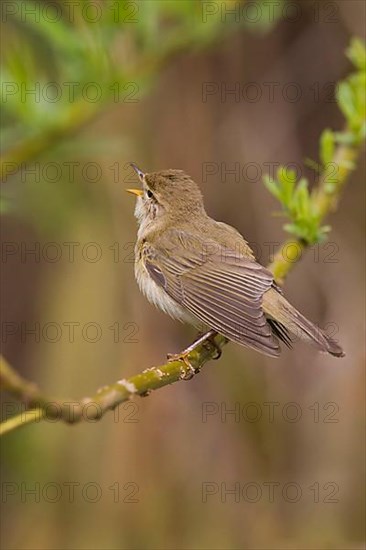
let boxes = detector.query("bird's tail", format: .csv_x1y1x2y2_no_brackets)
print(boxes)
263,288,344,357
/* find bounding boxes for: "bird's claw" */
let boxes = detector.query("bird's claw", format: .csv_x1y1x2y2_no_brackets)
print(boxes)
167,352,197,380
203,335,222,360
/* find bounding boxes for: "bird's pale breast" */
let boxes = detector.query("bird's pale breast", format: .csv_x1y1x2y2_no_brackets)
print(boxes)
134,244,196,325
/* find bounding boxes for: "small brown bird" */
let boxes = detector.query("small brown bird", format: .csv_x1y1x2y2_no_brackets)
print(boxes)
127,164,344,360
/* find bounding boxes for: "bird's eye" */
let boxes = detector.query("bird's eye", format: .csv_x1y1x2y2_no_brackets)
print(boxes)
146,189,153,199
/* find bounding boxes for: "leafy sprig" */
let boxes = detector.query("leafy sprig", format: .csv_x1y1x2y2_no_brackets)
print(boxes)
264,168,329,243
263,38,365,245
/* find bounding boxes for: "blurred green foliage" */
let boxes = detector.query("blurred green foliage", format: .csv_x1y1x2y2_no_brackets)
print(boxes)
1,4,364,243
263,167,329,244
1,0,283,228
1,0,282,161
263,38,366,244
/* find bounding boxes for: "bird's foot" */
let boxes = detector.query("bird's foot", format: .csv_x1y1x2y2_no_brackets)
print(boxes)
203,332,222,360
167,351,196,380
166,330,221,380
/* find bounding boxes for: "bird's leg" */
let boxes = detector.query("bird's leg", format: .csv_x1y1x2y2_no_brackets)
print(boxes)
202,330,222,359
167,330,221,379
167,329,220,362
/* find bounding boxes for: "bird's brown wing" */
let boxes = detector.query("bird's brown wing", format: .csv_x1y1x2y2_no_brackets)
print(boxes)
142,230,280,357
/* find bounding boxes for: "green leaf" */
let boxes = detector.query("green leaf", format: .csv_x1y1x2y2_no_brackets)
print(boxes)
283,223,302,238
346,38,366,71
320,129,335,166
293,179,310,218
263,175,282,201
333,131,356,145
277,166,296,206
337,81,356,122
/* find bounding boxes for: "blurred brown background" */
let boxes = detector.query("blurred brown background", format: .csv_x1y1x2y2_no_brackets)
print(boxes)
1,1,365,549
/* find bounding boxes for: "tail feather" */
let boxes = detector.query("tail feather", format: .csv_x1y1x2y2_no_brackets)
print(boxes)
267,318,293,349
263,289,344,358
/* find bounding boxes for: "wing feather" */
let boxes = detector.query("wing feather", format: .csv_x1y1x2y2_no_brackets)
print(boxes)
143,230,280,357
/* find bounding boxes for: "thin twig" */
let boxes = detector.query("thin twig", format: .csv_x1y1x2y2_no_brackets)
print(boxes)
0,335,228,434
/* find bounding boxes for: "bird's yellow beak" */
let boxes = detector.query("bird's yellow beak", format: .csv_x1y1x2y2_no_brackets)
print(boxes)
126,188,143,197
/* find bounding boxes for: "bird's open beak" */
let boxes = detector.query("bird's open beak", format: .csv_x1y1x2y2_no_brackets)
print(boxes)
129,162,145,181
126,188,143,197
126,163,145,196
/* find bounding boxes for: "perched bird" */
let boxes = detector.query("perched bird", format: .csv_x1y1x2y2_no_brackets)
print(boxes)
127,164,344,361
